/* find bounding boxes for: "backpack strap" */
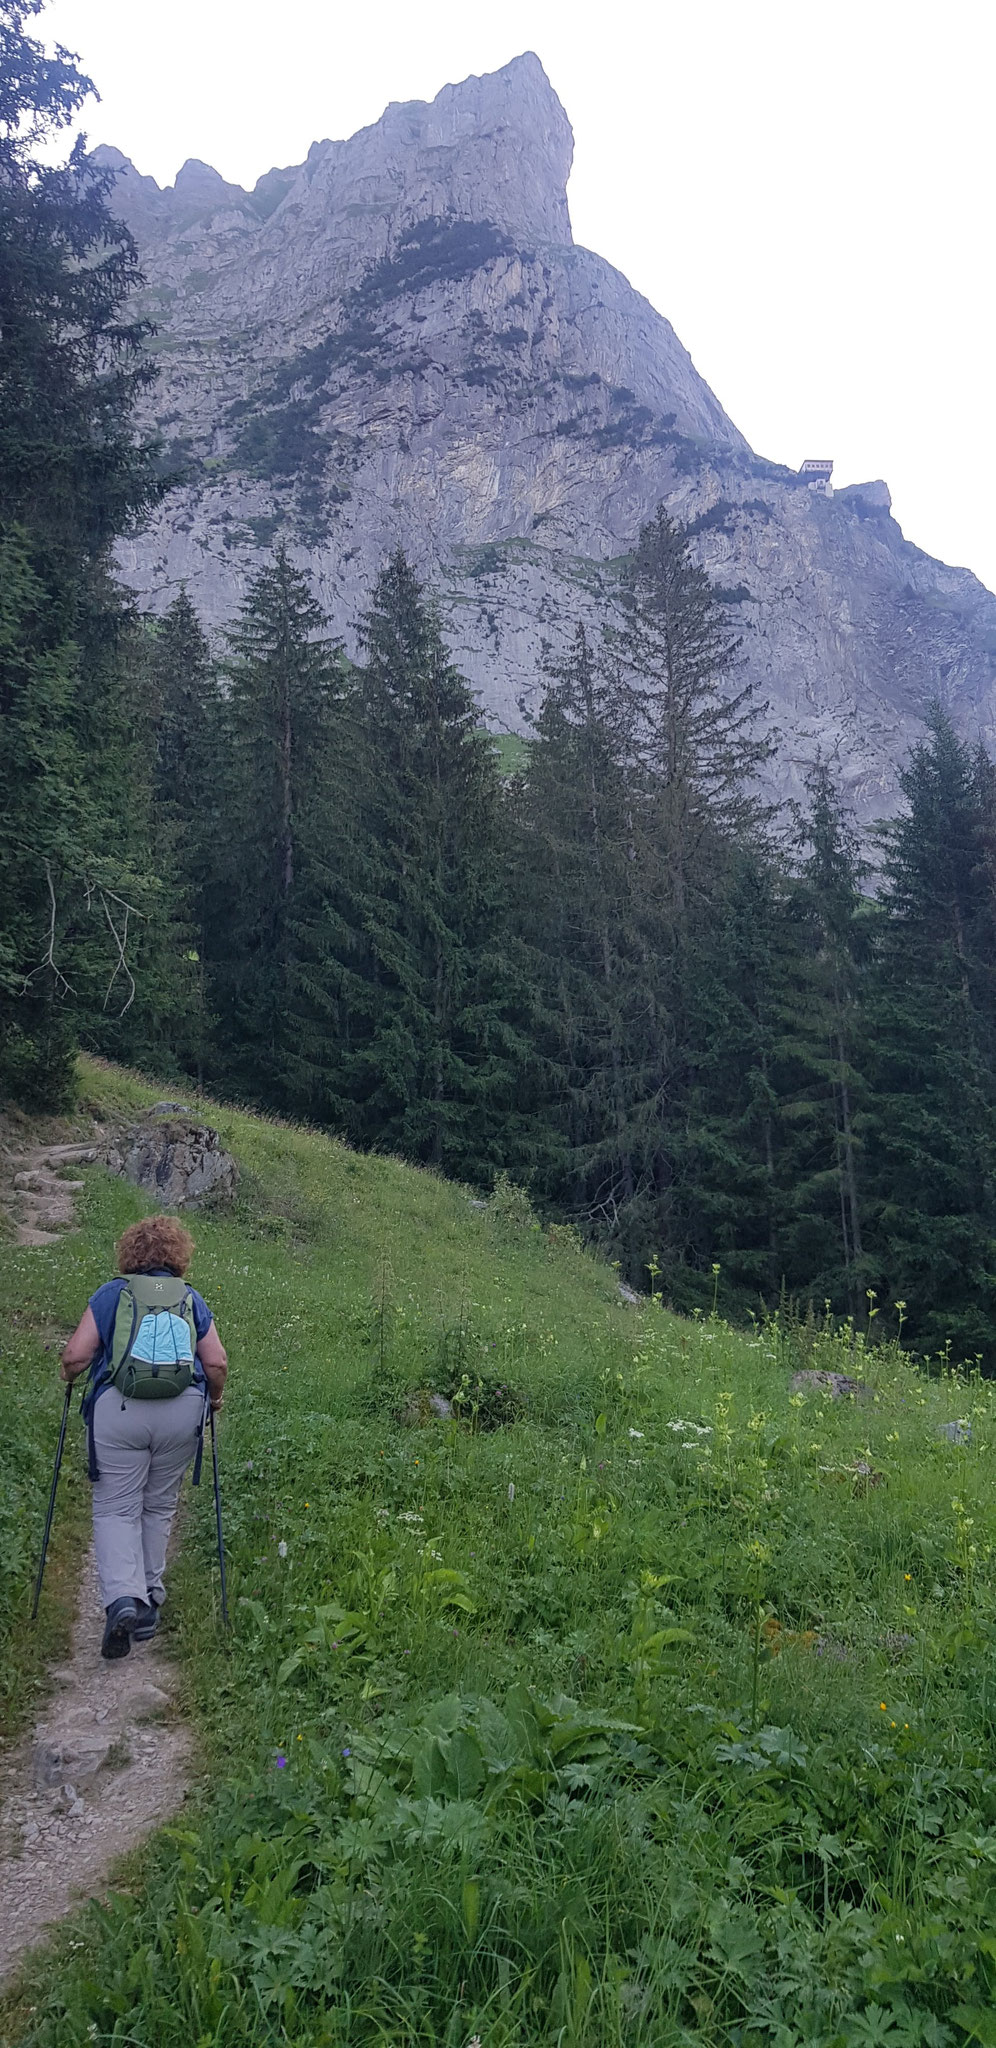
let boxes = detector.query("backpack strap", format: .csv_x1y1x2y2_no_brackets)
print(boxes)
81,1280,134,1481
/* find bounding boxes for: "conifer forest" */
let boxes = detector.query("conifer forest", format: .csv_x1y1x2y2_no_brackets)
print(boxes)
3,0,996,1368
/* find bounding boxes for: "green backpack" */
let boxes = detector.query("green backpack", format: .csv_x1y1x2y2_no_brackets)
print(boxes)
109,1274,198,1400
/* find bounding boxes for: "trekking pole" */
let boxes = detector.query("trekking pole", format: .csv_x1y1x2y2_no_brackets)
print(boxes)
30,1381,73,1621
209,1403,230,1629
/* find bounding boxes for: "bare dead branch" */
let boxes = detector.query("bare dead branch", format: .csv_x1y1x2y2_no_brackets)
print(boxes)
99,889,137,1015
21,861,75,998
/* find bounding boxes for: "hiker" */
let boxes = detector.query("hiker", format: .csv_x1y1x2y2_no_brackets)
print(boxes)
59,1216,228,1660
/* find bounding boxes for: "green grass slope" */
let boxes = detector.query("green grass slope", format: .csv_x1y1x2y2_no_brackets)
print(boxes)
4,1058,996,2046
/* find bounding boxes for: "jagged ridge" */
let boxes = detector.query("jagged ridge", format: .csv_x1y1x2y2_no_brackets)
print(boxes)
101,55,996,821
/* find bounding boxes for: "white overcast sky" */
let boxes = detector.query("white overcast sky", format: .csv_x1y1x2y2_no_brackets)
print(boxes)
40,0,996,594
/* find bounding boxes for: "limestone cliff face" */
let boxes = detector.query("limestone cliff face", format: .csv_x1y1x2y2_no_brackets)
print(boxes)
99,53,996,821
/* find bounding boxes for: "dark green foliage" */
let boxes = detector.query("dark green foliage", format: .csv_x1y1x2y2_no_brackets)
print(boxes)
352,216,514,310
205,547,344,1107
515,514,776,1297
0,529,83,1104
685,499,736,536
322,552,528,1179
0,1,169,1106
770,762,871,1317
232,403,328,480
140,591,223,1077
513,622,650,1226
149,589,218,815
862,710,996,1356
0,7,158,573
676,847,785,1307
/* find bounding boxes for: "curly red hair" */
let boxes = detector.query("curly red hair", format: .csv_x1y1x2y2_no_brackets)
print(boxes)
116,1216,194,1277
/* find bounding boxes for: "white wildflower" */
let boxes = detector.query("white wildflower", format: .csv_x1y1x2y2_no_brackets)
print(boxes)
277,1540,288,1559
508,1482,515,1502
628,1428,645,1439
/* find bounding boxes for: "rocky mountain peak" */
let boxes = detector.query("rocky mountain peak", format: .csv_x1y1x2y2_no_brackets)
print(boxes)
104,61,996,825
172,158,245,207
371,52,574,241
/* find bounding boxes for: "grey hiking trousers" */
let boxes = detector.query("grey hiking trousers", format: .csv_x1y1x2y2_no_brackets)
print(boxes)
91,1385,206,1609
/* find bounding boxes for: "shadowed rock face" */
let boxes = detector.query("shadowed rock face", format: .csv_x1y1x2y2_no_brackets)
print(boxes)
98,52,996,824
102,1118,238,1208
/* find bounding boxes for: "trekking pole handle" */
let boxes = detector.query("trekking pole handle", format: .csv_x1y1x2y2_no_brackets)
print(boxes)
31,1381,73,1622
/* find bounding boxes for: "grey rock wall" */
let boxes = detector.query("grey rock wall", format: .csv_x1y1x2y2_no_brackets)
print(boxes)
98,52,996,825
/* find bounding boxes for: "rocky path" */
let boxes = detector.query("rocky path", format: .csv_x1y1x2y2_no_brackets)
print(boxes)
1,1141,97,1247
0,1127,196,1986
0,1550,194,1985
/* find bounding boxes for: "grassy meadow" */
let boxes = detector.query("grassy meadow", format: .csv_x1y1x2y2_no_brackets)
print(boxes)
3,1059,996,2045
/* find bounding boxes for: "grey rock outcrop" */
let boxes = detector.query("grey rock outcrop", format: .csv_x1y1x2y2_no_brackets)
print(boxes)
98,54,996,825
789,1369,872,1402
936,1419,973,1445
103,1117,238,1209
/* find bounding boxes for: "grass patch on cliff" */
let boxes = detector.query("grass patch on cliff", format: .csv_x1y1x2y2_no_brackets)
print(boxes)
5,1059,996,2043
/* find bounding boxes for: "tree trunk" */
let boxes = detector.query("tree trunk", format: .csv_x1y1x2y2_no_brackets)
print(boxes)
280,675,293,895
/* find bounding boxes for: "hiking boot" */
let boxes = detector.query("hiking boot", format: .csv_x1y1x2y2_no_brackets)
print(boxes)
101,1597,140,1660
131,1598,160,1643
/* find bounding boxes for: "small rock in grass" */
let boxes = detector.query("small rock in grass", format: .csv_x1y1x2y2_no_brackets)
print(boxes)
937,1419,972,1445
790,1369,872,1402
850,1458,884,1487
399,1388,454,1425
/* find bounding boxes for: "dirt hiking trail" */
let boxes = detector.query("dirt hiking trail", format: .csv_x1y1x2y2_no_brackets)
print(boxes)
0,1550,194,1984
0,1124,195,1987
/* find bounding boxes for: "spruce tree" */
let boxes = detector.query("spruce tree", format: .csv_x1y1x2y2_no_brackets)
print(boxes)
772,762,871,1316
611,506,772,1283
514,624,649,1226
208,546,341,1107
619,506,771,905
0,1,163,1105
864,709,996,1358
678,845,786,1309
329,552,523,1178
124,591,223,1080
149,590,219,819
